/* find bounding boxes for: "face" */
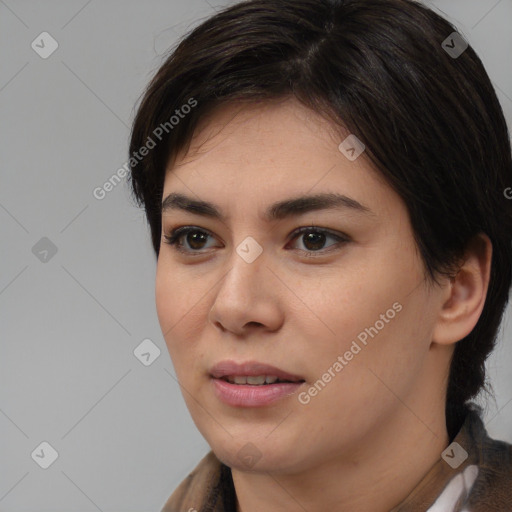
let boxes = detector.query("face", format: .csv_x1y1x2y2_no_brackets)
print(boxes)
155,98,445,474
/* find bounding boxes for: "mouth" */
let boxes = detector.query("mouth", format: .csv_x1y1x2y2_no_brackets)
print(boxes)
209,360,306,407
210,360,305,383
217,375,304,385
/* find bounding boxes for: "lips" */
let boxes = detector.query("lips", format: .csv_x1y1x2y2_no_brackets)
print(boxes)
210,360,305,383
210,360,306,407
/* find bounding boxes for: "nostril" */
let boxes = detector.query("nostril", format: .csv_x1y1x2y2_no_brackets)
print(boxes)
246,321,263,328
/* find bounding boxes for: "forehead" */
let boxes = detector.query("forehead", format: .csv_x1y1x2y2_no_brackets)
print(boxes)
162,98,397,221
170,98,348,168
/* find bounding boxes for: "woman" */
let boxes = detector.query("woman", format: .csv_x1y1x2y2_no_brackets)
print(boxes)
128,0,512,510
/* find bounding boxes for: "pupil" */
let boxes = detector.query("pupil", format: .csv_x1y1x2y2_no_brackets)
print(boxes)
304,232,325,250
188,232,206,249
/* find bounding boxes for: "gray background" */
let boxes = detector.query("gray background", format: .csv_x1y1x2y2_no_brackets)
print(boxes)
1,0,511,510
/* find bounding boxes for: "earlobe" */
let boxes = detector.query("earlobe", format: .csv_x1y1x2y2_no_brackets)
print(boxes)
432,233,492,346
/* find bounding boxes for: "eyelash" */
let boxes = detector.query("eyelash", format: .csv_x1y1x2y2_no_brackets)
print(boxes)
162,225,349,257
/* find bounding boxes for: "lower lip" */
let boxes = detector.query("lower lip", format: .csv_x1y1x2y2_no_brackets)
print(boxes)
211,377,304,407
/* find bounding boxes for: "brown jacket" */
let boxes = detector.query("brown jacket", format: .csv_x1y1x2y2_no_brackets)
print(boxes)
161,409,512,511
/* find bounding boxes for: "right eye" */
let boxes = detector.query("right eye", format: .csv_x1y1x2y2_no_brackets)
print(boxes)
163,226,219,254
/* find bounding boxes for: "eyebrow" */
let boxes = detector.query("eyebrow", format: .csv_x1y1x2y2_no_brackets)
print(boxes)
161,192,375,222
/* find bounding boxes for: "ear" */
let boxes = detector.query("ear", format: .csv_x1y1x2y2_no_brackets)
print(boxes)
432,233,493,346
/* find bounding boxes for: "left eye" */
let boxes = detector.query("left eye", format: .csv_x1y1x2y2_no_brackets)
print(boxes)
288,226,348,253
163,226,348,255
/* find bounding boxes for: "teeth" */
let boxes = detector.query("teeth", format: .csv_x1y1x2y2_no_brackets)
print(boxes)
247,376,266,385
226,375,281,385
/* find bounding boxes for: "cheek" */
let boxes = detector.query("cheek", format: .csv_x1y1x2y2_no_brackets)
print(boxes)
155,268,174,334
155,262,208,368
304,249,427,375
301,265,401,346
155,261,195,332
155,263,190,357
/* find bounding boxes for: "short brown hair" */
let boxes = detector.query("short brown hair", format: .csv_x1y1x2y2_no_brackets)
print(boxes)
128,0,512,439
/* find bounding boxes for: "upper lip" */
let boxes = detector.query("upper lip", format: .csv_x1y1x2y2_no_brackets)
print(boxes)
210,360,305,382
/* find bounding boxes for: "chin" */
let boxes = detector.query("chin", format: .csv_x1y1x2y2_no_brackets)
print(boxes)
209,436,299,474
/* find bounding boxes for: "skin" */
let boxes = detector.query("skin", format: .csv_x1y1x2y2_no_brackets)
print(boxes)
155,97,492,512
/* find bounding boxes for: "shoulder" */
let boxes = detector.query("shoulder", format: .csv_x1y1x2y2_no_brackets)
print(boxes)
463,408,512,510
467,433,512,510
425,408,512,512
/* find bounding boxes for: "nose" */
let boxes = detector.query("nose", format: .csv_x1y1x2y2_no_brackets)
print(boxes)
208,246,283,336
